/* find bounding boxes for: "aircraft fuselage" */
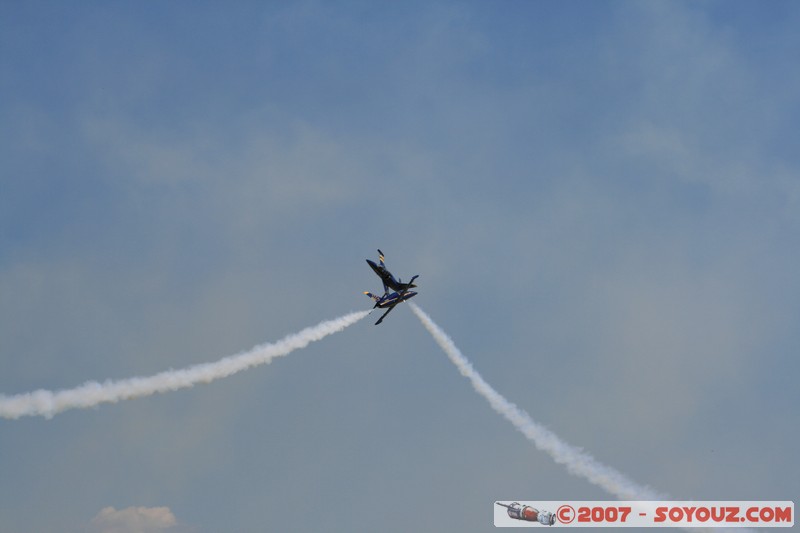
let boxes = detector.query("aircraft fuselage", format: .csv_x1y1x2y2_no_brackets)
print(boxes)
372,290,418,309
366,259,417,292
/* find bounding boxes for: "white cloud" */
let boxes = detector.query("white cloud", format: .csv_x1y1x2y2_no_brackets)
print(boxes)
89,506,179,533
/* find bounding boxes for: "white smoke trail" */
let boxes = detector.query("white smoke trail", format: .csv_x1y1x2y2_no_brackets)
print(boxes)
409,302,664,501
0,310,369,419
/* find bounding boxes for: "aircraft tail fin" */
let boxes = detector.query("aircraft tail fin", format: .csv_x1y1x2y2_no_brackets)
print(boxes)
364,291,380,302
364,291,382,309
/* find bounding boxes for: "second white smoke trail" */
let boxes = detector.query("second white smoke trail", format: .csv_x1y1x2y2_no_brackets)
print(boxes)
409,302,664,501
0,310,369,419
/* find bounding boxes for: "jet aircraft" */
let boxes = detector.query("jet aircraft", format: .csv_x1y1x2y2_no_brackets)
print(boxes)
364,249,419,325
366,249,418,293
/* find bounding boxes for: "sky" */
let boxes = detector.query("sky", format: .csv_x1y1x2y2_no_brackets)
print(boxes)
1,1,798,531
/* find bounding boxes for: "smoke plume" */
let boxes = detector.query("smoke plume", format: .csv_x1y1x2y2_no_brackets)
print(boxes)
0,310,368,419
409,302,665,501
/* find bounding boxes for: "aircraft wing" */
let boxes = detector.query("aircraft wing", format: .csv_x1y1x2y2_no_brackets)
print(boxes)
374,303,398,325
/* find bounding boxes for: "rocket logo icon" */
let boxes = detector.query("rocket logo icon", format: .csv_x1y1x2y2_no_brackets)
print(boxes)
496,502,556,526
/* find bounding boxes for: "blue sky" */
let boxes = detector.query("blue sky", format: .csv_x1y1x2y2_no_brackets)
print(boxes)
1,2,798,531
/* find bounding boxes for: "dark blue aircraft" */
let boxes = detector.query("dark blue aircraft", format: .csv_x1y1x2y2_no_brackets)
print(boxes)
366,249,418,293
364,249,419,325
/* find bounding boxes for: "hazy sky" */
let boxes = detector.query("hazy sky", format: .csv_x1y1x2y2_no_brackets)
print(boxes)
1,2,798,532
